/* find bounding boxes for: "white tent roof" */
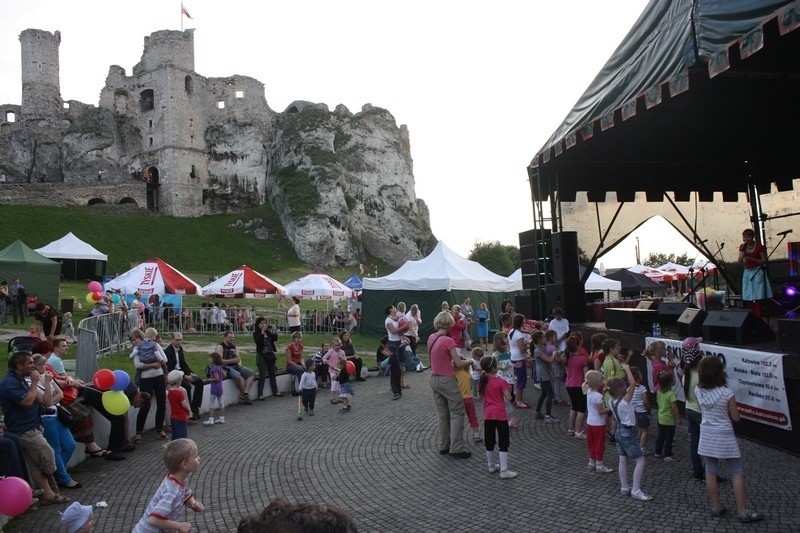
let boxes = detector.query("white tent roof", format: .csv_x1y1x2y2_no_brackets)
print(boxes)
34,232,108,261
585,272,622,291
363,241,519,292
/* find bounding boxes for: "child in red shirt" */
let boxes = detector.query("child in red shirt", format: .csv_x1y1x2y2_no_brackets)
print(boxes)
167,370,191,440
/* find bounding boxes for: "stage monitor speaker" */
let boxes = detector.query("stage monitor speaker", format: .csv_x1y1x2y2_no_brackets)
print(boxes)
514,293,533,320
702,310,776,345
637,301,657,310
659,302,696,325
677,308,707,338
605,308,658,334
778,319,800,353
551,232,579,283
546,282,585,321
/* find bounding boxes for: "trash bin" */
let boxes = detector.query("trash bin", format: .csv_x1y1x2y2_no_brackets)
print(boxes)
61,298,74,314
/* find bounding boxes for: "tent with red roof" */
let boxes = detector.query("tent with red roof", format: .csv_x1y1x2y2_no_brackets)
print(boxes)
200,265,286,298
104,257,201,295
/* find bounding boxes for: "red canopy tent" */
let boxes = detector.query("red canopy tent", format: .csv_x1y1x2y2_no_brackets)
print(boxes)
104,257,201,295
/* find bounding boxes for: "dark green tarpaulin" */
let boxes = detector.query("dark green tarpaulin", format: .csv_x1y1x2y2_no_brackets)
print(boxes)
0,240,61,306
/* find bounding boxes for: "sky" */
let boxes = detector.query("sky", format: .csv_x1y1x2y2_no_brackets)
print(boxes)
0,0,702,268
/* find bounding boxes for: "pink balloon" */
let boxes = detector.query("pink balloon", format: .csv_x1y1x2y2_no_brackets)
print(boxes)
0,476,33,516
87,281,102,292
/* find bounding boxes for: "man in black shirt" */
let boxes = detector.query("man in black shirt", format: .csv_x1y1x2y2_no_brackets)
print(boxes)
164,333,204,420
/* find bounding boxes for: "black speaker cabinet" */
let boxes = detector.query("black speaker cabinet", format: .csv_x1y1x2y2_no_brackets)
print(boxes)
546,282,585,321
659,302,696,325
605,308,658,334
677,308,707,338
551,232,579,283
778,318,800,353
702,310,775,345
514,293,533,320
637,300,658,310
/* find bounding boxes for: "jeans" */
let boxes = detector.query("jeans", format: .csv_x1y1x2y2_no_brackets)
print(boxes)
655,423,676,457
182,375,204,417
41,416,76,484
138,375,167,432
686,408,703,476
170,420,188,440
256,353,278,397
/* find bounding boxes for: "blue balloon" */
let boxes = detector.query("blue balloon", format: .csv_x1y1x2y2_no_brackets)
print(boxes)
111,370,130,391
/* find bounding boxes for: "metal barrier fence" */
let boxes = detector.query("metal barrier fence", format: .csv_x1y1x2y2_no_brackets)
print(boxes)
75,310,139,382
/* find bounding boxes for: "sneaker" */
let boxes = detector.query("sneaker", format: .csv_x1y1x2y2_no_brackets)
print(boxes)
595,465,614,473
737,510,764,523
473,435,483,443
654,453,664,458
330,398,339,405
499,469,518,479
631,490,654,501
574,431,586,440
544,415,559,424
488,464,500,474
620,488,631,497
709,507,727,517
346,405,351,411
515,402,531,410
533,383,542,390
587,463,597,471
534,412,544,420
217,417,225,424
508,418,519,428
393,393,401,400
308,410,314,416
663,456,674,463
203,419,214,426
448,451,472,459
339,407,348,413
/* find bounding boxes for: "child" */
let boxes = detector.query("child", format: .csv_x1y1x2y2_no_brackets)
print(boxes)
203,353,225,425
298,359,318,419
584,370,613,473
630,367,651,454
655,371,680,460
322,338,347,404
608,363,653,501
63,311,77,343
478,354,517,479
470,348,483,399
313,341,331,388
696,356,764,523
167,370,191,440
545,330,564,405
60,501,94,532
338,364,353,412
532,331,558,422
456,352,481,442
133,438,204,532
492,331,518,428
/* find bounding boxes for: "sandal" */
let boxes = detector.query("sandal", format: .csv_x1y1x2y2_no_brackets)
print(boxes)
40,494,70,506
156,430,167,439
133,434,142,445
86,449,112,458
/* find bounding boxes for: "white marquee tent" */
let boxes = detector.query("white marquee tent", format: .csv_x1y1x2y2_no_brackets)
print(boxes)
35,232,108,280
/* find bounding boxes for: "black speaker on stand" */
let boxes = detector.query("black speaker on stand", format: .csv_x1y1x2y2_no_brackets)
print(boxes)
551,232,579,283
546,282,585,321
677,308,707,338
702,310,776,344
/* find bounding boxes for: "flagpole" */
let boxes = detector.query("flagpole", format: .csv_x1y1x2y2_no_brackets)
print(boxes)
181,2,184,31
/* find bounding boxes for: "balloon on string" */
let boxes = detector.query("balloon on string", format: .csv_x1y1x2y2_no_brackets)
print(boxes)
111,294,121,304
87,281,102,292
91,291,103,302
0,476,33,516
102,390,130,415
93,369,116,391
86,292,96,304
111,370,130,391
346,360,356,374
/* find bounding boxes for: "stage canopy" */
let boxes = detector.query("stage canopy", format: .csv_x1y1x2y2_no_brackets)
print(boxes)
201,265,286,298
528,0,800,278
104,258,201,295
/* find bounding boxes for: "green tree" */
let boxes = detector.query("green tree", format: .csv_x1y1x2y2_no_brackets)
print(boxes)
468,241,518,276
643,252,693,268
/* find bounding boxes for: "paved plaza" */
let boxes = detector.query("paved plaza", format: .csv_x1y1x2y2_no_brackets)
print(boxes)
5,369,799,532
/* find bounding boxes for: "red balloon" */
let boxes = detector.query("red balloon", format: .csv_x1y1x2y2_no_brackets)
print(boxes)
346,360,356,375
91,291,103,302
0,476,33,516
93,368,116,391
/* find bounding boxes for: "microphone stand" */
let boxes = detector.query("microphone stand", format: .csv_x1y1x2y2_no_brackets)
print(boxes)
685,243,724,310
766,233,791,319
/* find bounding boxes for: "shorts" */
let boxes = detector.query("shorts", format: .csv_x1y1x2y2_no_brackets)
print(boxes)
226,365,255,380
567,387,586,413
704,456,744,476
635,411,650,429
615,425,642,459
513,363,527,389
19,427,56,476
339,382,353,399
330,379,341,393
208,395,225,408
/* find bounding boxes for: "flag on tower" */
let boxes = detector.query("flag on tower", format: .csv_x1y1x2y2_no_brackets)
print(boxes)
181,3,193,19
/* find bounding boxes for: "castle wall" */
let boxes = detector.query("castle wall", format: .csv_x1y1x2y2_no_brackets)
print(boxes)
0,182,146,208
133,30,194,75
19,29,63,121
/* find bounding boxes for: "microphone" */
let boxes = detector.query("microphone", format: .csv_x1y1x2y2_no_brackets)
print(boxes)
777,229,793,237
720,243,725,249
698,239,708,244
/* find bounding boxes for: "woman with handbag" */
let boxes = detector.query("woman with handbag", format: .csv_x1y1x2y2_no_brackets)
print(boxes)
31,354,82,489
33,339,112,458
254,317,282,399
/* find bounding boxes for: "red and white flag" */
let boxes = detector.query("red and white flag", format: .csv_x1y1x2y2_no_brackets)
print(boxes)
181,2,193,19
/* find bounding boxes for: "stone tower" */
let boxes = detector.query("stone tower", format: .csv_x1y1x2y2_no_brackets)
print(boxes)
19,29,63,121
130,29,208,216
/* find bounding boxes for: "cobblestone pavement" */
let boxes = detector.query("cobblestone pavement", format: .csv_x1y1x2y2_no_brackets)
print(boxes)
5,371,799,532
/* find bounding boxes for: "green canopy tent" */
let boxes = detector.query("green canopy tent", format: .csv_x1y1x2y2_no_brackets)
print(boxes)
0,240,61,307
361,242,521,338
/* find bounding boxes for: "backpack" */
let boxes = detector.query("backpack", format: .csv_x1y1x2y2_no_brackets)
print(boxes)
138,338,159,364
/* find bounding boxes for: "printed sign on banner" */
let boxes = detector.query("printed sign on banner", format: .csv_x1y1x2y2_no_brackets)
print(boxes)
646,338,791,431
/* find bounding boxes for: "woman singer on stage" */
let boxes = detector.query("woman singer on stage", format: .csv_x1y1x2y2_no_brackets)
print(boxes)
738,228,772,318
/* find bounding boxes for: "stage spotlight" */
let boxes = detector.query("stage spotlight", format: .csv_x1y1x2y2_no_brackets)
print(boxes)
785,285,798,297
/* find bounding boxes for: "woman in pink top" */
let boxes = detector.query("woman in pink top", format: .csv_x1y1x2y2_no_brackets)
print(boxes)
565,334,591,438
429,310,474,459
